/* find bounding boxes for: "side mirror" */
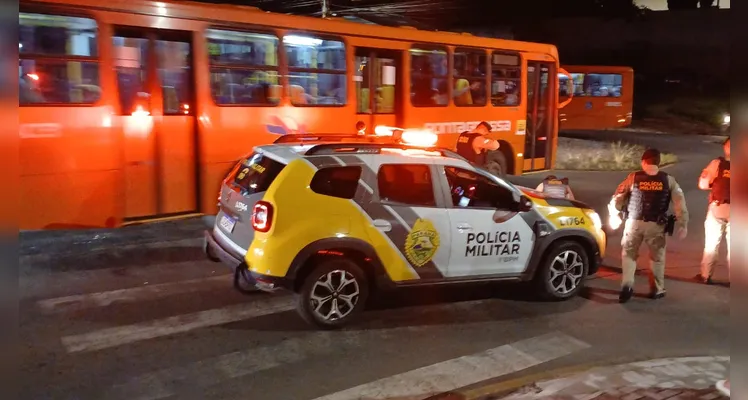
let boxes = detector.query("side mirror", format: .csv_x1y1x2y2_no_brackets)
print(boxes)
518,195,533,212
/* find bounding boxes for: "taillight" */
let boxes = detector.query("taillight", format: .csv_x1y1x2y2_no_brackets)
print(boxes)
252,201,273,232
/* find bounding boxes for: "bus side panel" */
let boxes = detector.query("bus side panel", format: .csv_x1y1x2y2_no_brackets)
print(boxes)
559,66,633,131
20,107,121,229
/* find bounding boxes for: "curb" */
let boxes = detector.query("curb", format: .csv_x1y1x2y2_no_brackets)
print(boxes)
458,356,729,399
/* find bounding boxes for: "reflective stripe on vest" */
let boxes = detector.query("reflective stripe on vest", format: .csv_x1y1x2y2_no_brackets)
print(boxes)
627,171,670,222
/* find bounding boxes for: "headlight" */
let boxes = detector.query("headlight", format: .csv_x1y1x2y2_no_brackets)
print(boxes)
723,114,730,125
587,211,602,231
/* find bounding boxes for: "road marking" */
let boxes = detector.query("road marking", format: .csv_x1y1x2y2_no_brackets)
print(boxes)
61,296,295,353
498,356,730,399
101,328,429,400
313,331,591,400
37,274,232,314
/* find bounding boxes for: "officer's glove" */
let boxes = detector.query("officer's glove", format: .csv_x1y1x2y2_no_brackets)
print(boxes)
677,226,688,240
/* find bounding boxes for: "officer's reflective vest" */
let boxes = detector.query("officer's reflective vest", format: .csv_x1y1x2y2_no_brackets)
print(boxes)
542,177,568,198
627,171,670,222
456,132,487,165
710,157,730,204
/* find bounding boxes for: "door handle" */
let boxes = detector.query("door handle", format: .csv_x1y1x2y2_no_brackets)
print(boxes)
373,219,392,232
457,223,473,231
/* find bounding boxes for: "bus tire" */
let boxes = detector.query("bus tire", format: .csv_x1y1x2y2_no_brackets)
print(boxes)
484,150,508,177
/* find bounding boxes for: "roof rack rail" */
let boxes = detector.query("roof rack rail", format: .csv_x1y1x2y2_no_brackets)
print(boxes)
273,134,366,144
305,142,468,161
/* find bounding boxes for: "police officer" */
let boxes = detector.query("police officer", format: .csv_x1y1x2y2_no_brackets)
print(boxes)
455,121,500,165
535,175,575,199
696,137,730,284
608,148,689,303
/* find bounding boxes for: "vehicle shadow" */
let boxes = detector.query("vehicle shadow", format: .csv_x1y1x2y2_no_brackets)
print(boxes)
239,280,588,332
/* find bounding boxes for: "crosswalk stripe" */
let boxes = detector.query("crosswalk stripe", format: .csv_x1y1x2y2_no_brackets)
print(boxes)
37,274,232,314
61,296,296,353
313,331,591,400
100,330,370,400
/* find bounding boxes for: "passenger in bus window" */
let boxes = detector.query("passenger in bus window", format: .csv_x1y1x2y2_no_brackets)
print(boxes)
411,57,435,106
434,80,449,105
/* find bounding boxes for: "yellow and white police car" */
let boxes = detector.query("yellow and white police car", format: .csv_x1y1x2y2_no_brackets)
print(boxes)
205,129,606,328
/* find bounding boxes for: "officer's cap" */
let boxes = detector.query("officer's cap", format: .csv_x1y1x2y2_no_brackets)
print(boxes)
641,148,661,165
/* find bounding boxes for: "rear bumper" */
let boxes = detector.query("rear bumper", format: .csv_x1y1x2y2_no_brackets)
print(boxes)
247,270,290,293
204,229,244,271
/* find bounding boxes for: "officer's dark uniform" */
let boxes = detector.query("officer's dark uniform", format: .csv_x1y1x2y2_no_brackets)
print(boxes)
609,149,689,302
456,131,487,165
538,175,572,199
699,149,731,282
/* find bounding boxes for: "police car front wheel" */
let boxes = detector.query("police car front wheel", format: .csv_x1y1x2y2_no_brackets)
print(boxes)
296,259,370,329
535,241,589,300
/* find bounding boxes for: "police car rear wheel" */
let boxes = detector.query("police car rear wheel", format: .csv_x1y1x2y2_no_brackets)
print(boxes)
535,241,588,300
296,259,369,329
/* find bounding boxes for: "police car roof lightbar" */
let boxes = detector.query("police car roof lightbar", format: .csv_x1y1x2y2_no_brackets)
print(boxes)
374,125,438,147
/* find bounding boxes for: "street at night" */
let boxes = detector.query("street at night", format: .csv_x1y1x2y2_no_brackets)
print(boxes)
18,131,729,400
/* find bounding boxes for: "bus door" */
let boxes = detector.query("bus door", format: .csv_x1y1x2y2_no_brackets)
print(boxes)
524,61,554,172
112,28,198,220
354,48,403,131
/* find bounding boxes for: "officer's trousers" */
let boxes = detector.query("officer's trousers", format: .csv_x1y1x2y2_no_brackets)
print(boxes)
621,219,667,294
701,203,730,279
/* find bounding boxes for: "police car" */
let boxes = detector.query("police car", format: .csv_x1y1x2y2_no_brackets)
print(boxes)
204,128,606,328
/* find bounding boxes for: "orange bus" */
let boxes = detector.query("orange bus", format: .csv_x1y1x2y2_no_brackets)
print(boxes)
558,65,633,131
19,0,572,230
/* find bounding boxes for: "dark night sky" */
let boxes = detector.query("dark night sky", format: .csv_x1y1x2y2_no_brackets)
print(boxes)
189,0,644,29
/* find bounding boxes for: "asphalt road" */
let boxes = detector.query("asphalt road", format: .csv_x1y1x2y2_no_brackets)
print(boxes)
18,131,729,400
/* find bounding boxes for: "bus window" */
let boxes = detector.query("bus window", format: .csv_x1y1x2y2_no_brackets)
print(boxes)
112,36,149,115
355,49,398,114
19,13,100,105
410,46,447,107
490,52,520,107
571,73,585,96
585,73,623,97
453,48,487,106
284,34,346,106
156,40,193,115
206,29,280,106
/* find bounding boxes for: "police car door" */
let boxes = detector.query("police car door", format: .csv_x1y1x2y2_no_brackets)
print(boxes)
440,165,534,277
370,159,452,281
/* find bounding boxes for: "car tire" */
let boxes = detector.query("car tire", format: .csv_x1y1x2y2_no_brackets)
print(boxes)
534,241,589,301
484,150,508,177
296,258,369,329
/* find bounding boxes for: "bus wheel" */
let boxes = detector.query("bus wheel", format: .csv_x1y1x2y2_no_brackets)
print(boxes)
484,151,508,177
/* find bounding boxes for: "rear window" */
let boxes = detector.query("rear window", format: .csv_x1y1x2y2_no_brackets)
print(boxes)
230,152,286,195
310,166,362,199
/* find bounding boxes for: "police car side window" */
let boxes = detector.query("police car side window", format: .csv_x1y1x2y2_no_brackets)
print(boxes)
310,166,362,199
444,167,515,209
377,164,436,207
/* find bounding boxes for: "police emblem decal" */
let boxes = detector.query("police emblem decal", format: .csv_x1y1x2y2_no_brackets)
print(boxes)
405,218,440,267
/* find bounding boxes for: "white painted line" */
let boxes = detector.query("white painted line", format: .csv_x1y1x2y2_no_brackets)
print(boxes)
313,331,591,400
37,274,232,314
101,330,371,400
61,296,295,353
